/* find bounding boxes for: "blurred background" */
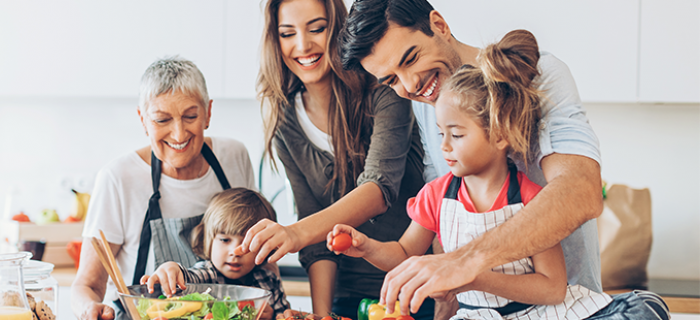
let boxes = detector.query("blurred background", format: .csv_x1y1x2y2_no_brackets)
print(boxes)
0,0,697,287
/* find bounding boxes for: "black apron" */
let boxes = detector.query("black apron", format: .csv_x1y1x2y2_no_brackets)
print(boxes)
116,144,230,319
132,142,231,285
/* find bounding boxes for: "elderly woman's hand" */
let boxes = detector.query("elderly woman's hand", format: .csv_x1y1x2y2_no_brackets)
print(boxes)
79,302,115,320
237,219,303,265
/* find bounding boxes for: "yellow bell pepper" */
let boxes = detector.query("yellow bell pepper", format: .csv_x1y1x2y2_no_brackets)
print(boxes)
146,300,202,319
367,301,401,320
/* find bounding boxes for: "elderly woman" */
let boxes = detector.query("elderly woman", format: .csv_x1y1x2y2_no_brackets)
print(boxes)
71,57,256,320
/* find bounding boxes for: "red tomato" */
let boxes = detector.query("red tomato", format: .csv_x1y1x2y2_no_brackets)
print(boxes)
204,313,213,320
321,316,334,320
330,233,352,252
396,316,414,320
234,245,245,256
238,300,255,310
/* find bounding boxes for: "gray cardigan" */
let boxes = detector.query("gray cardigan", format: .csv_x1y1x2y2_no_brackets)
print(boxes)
274,85,425,299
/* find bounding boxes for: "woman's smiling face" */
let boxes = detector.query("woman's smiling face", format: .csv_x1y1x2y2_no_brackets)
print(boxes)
140,91,211,178
277,0,331,85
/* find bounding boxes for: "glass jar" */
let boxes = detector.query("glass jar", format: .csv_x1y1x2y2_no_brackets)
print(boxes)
22,260,58,318
0,252,33,320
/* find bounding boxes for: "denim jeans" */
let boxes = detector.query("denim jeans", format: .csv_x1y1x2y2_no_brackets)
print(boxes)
332,297,435,320
587,290,670,320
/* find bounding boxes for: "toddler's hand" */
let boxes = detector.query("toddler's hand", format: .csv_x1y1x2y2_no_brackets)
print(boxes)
139,261,185,297
326,224,368,257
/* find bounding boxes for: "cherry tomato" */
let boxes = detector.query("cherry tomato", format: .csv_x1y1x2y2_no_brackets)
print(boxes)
330,233,352,252
396,316,414,320
204,313,214,320
321,316,334,320
238,300,255,310
234,245,245,256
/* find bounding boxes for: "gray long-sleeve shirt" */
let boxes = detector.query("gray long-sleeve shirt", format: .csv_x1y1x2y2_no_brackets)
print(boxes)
274,85,425,299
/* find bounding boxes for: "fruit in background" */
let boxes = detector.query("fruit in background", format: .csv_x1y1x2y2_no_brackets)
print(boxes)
36,209,60,225
66,239,82,269
64,215,81,223
11,212,31,222
69,189,91,221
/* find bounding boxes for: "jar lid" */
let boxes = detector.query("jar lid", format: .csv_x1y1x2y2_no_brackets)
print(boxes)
23,260,55,278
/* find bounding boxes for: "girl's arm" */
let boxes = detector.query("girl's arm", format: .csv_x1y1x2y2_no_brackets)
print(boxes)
466,243,568,305
330,221,435,272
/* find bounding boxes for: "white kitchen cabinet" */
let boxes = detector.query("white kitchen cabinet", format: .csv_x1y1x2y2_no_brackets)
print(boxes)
638,0,700,103
430,0,640,103
0,1,226,98
0,1,698,102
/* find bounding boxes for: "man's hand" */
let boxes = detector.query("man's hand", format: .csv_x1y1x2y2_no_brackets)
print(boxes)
380,251,483,315
79,302,115,320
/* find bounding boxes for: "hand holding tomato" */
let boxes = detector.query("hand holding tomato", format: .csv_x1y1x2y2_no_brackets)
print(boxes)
326,224,369,257
330,233,352,252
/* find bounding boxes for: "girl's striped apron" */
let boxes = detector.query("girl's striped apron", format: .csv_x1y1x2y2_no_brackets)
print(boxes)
441,166,612,320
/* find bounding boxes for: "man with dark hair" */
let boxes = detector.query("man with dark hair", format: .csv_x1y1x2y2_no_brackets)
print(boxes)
339,1,670,320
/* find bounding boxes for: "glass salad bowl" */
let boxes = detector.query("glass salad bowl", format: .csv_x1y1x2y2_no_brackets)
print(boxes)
118,283,271,320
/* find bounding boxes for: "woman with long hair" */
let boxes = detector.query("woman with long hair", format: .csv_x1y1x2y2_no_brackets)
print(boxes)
246,0,433,318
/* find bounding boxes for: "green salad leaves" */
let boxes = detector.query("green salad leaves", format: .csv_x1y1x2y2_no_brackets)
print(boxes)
134,292,257,320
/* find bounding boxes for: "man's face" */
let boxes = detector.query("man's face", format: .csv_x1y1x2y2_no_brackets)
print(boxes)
360,23,462,105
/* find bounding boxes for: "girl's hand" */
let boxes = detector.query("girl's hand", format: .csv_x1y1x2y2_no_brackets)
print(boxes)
326,224,369,258
139,261,185,297
237,219,302,265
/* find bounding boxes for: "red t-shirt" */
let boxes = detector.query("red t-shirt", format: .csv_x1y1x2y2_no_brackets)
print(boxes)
407,171,542,242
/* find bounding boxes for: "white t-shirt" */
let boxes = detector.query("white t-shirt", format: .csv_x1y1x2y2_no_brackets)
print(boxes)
294,92,333,153
82,137,256,301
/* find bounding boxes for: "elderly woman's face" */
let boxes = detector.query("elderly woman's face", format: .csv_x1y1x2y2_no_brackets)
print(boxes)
139,91,212,177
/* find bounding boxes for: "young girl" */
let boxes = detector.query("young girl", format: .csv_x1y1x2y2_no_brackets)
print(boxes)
141,188,290,320
328,30,615,320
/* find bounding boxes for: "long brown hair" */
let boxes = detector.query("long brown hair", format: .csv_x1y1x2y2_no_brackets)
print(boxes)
191,188,277,260
443,29,542,164
257,0,374,195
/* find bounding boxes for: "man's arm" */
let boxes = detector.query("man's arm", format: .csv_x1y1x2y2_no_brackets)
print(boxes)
380,153,603,315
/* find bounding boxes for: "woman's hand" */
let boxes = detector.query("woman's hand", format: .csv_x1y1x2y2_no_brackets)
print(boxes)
257,304,274,320
140,261,186,297
237,219,303,265
79,301,115,320
326,224,370,258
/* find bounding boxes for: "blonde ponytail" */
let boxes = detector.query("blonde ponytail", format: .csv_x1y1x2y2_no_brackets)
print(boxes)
443,29,542,164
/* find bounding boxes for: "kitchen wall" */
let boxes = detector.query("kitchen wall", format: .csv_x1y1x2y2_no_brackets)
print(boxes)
0,1,698,280
1,98,698,280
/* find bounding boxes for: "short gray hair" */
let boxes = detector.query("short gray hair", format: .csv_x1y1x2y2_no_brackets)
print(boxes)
139,56,209,112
